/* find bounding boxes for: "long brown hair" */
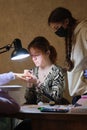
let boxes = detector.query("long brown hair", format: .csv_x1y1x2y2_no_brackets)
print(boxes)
48,7,77,71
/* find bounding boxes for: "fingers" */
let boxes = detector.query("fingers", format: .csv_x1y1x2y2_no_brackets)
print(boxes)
24,69,34,78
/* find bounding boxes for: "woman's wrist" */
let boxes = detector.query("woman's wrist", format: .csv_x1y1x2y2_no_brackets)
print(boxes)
14,73,23,79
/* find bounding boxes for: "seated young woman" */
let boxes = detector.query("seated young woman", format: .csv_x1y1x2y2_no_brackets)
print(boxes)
19,36,69,105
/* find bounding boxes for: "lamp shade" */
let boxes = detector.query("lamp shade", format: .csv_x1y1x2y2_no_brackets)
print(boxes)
11,38,29,60
11,48,29,60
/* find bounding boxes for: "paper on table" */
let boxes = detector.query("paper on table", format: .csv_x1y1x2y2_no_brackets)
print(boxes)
69,106,87,113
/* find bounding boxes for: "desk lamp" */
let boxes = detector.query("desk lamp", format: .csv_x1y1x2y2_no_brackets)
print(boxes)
0,38,29,60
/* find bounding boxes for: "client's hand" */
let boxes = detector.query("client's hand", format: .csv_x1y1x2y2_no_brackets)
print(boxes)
14,73,25,79
22,69,38,84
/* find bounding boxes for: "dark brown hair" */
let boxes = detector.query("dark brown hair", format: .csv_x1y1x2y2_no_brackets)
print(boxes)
28,36,57,64
48,7,77,71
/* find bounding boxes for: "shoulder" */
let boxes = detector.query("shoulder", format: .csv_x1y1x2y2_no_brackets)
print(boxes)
51,64,64,74
79,18,87,28
52,64,63,70
75,18,87,34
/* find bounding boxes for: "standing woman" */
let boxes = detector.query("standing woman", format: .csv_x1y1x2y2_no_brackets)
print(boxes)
23,36,68,104
48,7,87,104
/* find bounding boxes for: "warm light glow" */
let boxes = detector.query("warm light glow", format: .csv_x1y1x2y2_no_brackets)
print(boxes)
11,54,29,60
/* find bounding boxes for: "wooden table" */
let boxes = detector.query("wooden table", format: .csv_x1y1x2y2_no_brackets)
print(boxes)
1,104,87,130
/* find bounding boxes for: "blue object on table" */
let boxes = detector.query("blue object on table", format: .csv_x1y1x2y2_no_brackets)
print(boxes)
38,107,69,113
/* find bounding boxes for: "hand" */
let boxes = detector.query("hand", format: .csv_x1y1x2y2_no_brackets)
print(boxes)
83,70,87,78
14,73,25,79
81,70,87,83
63,60,74,72
14,71,34,81
22,69,38,84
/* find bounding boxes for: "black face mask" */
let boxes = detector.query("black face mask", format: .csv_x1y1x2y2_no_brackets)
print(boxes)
55,26,68,37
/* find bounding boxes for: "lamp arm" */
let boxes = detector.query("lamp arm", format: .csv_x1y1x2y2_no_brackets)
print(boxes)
0,44,12,54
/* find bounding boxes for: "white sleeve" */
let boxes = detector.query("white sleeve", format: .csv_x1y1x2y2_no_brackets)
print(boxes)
0,72,15,85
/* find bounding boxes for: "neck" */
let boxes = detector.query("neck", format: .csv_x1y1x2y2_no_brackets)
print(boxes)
40,61,52,70
38,62,53,82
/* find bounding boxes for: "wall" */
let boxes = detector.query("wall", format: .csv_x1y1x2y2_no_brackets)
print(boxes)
0,0,87,104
